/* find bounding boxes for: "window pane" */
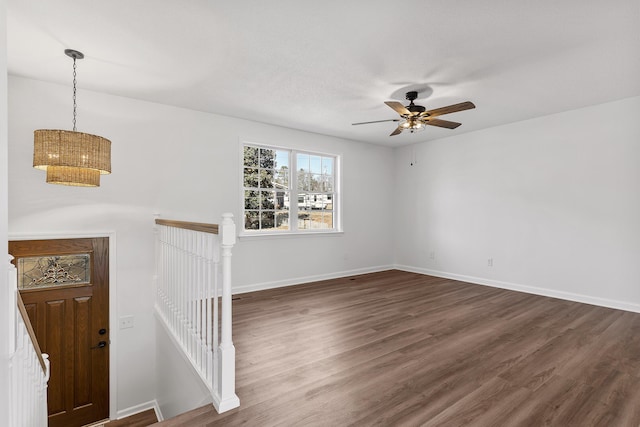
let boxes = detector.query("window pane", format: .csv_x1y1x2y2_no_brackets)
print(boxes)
297,194,310,210
261,211,275,229
244,168,258,188
275,150,289,170
325,194,334,210
276,211,289,230
274,166,289,188
259,170,274,188
310,174,322,191
297,172,309,191
259,148,276,169
243,146,259,167
297,153,310,173
244,211,259,230
274,191,287,210
309,211,333,229
322,157,333,175
244,190,259,209
322,176,333,192
310,155,322,174
260,191,275,209
298,208,310,230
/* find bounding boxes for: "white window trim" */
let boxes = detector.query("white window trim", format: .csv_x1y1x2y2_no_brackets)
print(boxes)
239,141,342,237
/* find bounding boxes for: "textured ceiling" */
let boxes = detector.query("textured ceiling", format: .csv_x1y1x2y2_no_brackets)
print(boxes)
7,0,640,146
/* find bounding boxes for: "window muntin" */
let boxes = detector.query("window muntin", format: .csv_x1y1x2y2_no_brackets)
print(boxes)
242,144,338,234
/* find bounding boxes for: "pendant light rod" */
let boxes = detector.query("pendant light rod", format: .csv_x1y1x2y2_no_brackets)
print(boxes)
64,49,84,132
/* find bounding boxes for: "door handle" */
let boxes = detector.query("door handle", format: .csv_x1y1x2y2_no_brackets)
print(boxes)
91,341,107,349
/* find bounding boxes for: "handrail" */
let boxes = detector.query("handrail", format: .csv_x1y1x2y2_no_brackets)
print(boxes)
155,218,218,234
16,292,47,373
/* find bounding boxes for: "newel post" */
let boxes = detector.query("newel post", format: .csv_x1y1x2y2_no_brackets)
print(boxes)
216,213,240,412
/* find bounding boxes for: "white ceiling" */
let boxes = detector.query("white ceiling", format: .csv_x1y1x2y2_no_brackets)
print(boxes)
7,0,640,146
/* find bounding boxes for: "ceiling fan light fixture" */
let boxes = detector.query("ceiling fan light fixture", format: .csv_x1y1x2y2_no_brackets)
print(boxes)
399,118,426,133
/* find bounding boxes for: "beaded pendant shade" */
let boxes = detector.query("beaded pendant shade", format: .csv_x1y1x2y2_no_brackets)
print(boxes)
33,49,111,187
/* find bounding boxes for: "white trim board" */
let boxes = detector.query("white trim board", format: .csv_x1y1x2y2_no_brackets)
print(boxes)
395,264,640,314
233,264,394,295
116,399,163,422
8,230,119,420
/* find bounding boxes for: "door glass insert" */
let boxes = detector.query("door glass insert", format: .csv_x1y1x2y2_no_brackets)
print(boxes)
17,254,91,290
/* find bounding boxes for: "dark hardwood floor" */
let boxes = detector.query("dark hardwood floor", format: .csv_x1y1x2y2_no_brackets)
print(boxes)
104,409,158,427
155,270,640,426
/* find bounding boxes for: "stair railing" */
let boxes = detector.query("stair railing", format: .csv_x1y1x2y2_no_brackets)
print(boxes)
8,257,50,427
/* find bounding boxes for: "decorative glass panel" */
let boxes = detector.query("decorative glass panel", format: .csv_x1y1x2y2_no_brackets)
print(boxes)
17,254,91,290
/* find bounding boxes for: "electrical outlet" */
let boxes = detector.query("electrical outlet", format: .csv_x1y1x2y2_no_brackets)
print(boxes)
487,258,493,267
429,251,436,260
119,315,134,329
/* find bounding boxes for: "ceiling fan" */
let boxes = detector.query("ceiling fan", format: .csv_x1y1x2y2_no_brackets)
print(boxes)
353,91,475,136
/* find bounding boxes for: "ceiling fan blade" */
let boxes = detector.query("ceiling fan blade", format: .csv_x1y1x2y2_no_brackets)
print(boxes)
424,101,475,117
424,118,462,129
352,119,400,126
390,126,403,136
385,101,411,116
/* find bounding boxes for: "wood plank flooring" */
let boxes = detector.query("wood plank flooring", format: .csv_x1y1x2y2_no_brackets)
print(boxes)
103,409,158,427
155,270,640,426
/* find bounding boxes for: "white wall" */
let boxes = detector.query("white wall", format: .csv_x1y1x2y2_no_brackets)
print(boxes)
394,96,640,311
155,319,212,420
0,0,12,423
7,75,395,415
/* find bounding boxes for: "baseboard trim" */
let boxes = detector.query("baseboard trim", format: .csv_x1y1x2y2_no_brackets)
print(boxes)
395,264,640,314
116,399,163,422
233,264,395,294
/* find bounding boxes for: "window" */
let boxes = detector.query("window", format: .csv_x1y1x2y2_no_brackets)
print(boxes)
242,143,339,234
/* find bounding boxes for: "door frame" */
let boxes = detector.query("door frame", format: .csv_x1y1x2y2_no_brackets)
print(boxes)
9,230,118,421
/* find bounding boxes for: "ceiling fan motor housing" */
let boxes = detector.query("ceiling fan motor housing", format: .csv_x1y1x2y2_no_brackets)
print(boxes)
405,91,426,114
405,91,419,101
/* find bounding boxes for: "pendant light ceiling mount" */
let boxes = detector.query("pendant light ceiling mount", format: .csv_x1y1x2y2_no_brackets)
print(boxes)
33,48,111,187
64,49,84,60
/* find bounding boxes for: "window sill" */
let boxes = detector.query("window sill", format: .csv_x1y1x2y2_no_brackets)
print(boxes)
238,230,344,241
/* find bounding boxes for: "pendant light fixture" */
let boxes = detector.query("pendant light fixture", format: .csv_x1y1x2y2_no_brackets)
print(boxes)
33,49,111,187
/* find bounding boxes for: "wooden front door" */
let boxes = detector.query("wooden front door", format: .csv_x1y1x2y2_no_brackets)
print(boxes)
9,238,110,427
